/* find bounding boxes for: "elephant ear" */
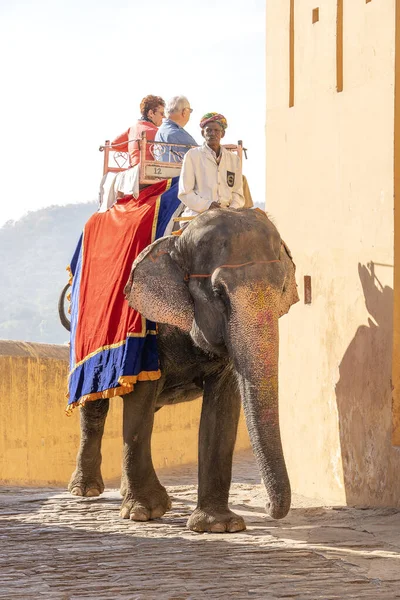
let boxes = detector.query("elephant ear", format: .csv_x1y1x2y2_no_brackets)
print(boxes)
124,236,194,332
279,241,300,318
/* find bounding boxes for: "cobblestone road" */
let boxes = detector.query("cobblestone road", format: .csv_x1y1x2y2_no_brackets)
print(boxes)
1,450,400,599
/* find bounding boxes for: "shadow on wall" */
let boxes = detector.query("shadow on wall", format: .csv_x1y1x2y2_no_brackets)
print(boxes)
335,262,400,507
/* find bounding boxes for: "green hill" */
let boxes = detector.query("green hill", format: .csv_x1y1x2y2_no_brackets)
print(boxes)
0,203,96,344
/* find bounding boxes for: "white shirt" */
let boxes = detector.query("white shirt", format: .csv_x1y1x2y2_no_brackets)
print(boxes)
178,143,245,218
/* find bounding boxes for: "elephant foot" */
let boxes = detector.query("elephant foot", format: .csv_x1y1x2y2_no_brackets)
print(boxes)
120,485,171,521
187,507,246,533
68,469,104,498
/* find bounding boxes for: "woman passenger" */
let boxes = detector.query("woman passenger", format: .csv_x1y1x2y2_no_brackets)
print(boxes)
111,95,165,167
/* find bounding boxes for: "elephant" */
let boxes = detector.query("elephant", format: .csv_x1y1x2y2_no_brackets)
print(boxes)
67,207,299,533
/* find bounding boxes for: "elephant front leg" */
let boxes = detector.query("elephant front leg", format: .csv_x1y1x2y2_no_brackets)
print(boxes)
188,369,246,533
68,398,109,497
120,384,171,521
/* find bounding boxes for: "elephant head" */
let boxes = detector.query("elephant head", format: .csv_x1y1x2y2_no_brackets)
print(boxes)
124,208,299,519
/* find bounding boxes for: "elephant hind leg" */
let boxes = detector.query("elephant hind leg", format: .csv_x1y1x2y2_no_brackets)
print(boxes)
68,398,109,497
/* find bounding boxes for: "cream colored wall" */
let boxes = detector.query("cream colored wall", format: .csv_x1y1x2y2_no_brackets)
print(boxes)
392,0,400,446
0,341,250,486
267,0,400,505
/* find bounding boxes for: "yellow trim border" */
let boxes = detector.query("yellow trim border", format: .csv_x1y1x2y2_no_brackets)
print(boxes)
67,181,173,415
66,265,73,286
66,369,161,415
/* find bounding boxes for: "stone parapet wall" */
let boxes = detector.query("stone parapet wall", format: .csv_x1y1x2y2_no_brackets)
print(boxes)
0,340,250,486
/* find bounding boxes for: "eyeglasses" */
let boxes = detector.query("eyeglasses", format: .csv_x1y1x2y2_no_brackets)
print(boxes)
184,107,193,113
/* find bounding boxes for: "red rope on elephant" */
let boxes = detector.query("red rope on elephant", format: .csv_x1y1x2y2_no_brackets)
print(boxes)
187,259,281,280
141,246,281,281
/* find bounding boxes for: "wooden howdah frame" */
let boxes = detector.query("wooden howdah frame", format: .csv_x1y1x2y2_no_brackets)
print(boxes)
99,133,244,185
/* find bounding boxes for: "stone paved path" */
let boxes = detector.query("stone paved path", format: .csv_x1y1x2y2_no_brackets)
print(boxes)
1,450,400,599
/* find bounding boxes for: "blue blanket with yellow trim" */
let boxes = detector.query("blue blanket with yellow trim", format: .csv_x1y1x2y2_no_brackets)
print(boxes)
67,177,181,412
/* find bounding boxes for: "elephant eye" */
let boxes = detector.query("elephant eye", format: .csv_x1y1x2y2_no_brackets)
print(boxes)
212,283,230,314
212,283,224,298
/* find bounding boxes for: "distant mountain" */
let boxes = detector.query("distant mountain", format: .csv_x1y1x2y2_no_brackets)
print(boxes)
0,203,96,344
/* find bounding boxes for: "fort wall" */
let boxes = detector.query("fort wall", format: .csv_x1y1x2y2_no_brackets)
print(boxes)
267,0,400,505
0,340,250,486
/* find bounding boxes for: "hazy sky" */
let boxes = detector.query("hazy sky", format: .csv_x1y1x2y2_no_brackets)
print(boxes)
0,0,265,226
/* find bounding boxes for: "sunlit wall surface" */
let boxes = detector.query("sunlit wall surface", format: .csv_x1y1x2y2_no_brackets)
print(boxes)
266,0,400,506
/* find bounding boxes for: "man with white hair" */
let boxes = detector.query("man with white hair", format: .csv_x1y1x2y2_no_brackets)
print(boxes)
155,96,197,162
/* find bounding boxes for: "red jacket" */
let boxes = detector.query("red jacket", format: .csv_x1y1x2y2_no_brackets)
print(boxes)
111,120,158,167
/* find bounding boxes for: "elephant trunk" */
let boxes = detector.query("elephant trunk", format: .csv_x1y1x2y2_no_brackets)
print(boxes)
228,283,291,519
